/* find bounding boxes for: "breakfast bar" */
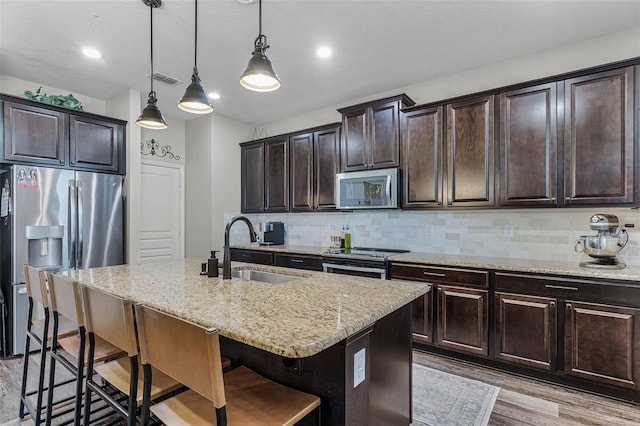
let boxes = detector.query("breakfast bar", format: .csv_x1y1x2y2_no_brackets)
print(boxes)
63,258,428,425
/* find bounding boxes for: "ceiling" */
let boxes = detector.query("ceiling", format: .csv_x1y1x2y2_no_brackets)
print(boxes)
1,0,638,126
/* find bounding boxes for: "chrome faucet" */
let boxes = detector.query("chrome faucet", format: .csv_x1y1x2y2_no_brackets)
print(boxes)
223,215,257,279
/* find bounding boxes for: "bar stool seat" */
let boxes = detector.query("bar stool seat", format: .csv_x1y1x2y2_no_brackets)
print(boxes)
32,316,78,341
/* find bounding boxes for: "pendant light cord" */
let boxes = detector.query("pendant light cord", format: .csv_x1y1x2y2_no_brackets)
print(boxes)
258,0,262,37
149,3,155,94
194,0,198,68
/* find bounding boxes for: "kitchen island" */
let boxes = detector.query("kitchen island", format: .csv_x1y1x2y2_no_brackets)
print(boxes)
63,258,428,425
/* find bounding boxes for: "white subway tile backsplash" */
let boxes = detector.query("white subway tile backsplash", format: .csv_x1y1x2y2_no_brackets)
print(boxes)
224,207,640,267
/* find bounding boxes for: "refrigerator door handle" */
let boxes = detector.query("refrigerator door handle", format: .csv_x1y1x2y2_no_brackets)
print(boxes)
77,179,83,269
68,180,76,269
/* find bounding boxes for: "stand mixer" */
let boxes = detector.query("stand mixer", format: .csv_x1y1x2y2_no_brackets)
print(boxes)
575,214,629,269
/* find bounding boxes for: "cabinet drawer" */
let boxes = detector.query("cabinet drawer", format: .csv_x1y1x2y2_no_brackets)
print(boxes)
389,263,488,288
495,272,640,307
274,253,323,271
229,249,273,265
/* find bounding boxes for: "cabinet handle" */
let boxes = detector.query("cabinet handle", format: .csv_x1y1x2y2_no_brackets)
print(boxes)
437,202,443,206
423,271,446,277
241,254,252,258
549,301,556,307
566,303,572,310
447,201,453,206
545,284,578,291
290,259,304,263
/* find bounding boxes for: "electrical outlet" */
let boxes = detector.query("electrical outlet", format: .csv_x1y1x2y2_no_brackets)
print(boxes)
504,225,514,238
353,348,366,388
425,224,433,237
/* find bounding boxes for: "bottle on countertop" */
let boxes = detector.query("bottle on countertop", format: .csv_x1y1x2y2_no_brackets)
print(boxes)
208,251,219,277
340,225,346,248
344,224,351,249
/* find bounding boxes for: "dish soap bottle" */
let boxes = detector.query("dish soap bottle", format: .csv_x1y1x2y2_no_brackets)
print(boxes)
344,225,351,249
207,251,219,277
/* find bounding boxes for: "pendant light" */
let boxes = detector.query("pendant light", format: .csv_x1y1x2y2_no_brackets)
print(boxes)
239,0,281,92
136,0,168,130
177,0,213,114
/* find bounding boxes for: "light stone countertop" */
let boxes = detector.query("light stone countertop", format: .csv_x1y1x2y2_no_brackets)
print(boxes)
388,252,640,282
62,258,427,358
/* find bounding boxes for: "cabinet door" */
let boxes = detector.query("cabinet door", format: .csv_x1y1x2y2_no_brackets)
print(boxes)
3,101,67,166
446,96,495,207
274,253,323,271
70,115,123,173
412,285,433,344
290,132,314,211
264,138,289,212
495,292,557,371
241,143,265,213
341,108,368,171
229,248,273,265
314,126,340,210
402,106,443,208
565,300,640,389
437,285,488,356
499,83,558,206
563,66,634,206
369,100,400,169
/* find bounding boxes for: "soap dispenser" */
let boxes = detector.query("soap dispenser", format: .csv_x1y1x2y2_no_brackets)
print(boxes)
208,251,219,277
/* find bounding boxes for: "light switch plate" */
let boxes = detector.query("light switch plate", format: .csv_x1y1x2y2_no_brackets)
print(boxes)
354,348,366,388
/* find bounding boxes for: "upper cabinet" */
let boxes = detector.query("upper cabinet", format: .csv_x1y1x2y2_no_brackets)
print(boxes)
1,94,126,174
290,124,341,212
446,95,495,208
338,94,414,172
498,83,558,207
241,136,289,213
562,66,635,206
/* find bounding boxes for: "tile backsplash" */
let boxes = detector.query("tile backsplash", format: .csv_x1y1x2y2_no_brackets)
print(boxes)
225,207,640,267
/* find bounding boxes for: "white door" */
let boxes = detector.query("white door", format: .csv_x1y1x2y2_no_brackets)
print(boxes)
140,161,184,262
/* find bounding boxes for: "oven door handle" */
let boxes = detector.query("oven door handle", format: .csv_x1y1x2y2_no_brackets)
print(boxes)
322,262,386,275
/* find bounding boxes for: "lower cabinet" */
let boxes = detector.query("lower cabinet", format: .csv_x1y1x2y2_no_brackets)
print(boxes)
565,300,640,389
229,248,323,271
494,292,556,371
437,285,488,356
229,248,273,265
411,287,433,344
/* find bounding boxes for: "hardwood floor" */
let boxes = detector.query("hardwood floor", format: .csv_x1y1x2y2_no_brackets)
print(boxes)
2,350,640,425
413,350,640,426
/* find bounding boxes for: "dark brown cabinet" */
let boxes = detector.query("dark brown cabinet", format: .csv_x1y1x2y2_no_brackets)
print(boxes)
2,95,126,174
446,95,495,208
495,292,557,371
290,124,341,211
388,263,488,356
565,300,640,389
274,253,323,271
229,248,273,265
338,94,414,172
265,137,289,212
402,106,443,208
563,66,635,206
437,285,489,356
241,142,265,213
240,137,289,213
499,83,558,207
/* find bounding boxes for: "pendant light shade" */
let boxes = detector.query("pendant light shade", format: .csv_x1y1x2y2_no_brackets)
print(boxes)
240,0,281,92
177,0,213,114
137,0,167,130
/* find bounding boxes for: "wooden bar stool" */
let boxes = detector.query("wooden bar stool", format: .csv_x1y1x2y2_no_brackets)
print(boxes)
79,285,182,426
134,304,321,426
19,265,77,425
45,273,124,426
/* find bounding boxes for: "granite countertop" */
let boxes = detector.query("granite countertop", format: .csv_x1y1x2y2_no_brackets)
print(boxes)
62,259,427,358
388,252,640,282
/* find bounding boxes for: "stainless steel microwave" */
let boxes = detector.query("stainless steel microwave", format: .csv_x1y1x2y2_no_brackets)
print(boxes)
335,168,399,209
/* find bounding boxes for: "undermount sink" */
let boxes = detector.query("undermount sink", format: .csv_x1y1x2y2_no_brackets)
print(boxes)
231,269,301,284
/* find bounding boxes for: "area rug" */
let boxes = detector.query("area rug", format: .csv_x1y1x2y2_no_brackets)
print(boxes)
413,363,500,426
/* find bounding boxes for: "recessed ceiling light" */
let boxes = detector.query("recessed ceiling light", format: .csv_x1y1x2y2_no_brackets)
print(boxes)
316,47,332,58
82,47,102,59
208,92,221,100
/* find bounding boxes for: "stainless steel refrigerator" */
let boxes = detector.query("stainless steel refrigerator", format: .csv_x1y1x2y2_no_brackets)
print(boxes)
0,165,123,356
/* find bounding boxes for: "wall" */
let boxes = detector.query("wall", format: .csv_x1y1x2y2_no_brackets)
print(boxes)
225,27,640,267
228,208,640,267
141,119,186,166
185,114,252,258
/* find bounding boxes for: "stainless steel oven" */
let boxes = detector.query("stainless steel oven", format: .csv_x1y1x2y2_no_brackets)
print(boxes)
322,247,409,279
